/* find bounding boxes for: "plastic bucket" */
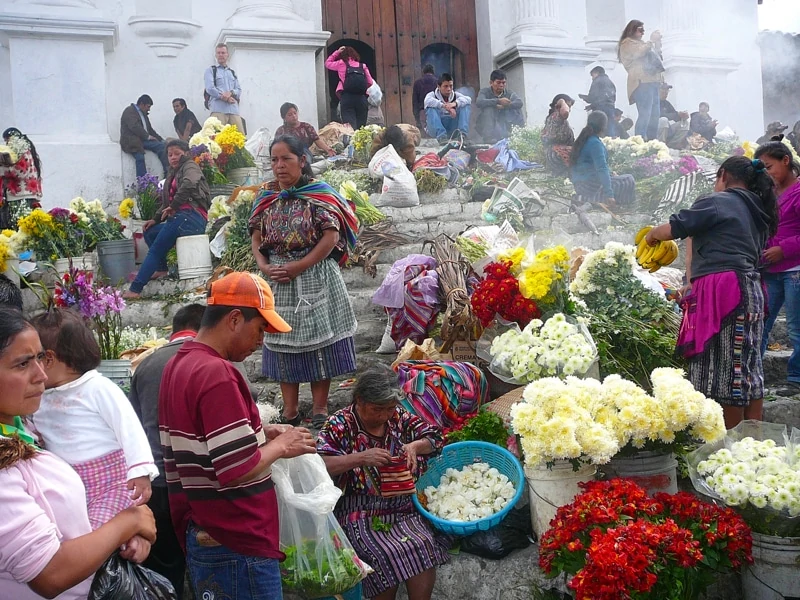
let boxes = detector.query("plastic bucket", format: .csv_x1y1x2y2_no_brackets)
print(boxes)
97,239,135,286
226,167,262,186
53,254,94,276
176,235,212,280
525,460,596,538
97,359,132,389
3,257,19,287
602,451,679,495
742,533,800,599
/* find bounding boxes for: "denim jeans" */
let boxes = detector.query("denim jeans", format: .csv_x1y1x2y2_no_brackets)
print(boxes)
186,524,283,600
130,209,207,293
425,105,472,139
133,139,168,178
762,270,800,383
632,82,660,141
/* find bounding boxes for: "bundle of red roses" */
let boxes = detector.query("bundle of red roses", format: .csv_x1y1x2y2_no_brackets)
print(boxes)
470,261,540,328
540,479,752,600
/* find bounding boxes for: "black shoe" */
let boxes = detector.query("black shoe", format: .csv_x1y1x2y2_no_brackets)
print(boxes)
279,413,302,426
774,382,800,397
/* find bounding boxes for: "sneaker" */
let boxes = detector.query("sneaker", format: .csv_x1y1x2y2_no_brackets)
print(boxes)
774,382,800,397
437,136,449,145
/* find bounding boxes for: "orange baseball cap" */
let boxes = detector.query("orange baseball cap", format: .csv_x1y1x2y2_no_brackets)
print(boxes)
207,272,291,334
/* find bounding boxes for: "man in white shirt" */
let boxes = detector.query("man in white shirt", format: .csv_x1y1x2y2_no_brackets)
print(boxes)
204,43,244,132
423,73,472,143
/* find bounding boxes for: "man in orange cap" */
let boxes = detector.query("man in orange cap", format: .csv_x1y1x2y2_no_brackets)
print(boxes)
159,272,316,599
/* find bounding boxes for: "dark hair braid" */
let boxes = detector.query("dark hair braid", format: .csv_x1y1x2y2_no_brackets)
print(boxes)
718,156,779,237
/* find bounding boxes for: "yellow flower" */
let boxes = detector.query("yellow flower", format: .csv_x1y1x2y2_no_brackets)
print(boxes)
119,198,135,220
18,209,55,238
215,125,246,152
1,229,15,238
0,240,10,273
498,247,528,275
742,140,756,159
0,145,18,165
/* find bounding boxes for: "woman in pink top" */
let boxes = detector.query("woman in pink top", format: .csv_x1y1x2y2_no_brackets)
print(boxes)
0,308,156,600
756,140,800,396
325,45,374,130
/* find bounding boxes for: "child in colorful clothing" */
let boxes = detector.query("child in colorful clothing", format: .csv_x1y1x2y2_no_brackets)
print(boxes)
29,309,157,529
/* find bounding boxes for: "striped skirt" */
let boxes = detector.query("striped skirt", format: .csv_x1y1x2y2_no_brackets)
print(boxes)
334,495,450,598
573,173,636,206
687,271,765,406
72,448,132,530
262,336,357,383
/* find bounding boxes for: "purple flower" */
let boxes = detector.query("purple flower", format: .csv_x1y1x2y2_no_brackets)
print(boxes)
191,144,209,157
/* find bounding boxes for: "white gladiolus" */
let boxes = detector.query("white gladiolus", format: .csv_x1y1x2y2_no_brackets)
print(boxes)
424,463,515,522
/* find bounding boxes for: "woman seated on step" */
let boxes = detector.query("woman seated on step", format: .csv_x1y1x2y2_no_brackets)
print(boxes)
124,139,210,300
317,364,450,600
542,94,576,176
570,111,636,209
0,307,156,600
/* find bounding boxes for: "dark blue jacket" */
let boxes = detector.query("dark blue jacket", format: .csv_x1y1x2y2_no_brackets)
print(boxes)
570,136,613,198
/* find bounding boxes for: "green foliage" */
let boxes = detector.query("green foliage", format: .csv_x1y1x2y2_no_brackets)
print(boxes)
220,194,259,272
414,168,448,193
281,536,365,597
508,125,545,164
319,168,379,194
446,411,510,448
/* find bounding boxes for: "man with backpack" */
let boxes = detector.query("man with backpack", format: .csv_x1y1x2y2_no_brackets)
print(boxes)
204,43,244,132
325,46,374,130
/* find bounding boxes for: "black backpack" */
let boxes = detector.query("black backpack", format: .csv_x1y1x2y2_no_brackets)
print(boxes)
342,63,369,95
204,65,238,110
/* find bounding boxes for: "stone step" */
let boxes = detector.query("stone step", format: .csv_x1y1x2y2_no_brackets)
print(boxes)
371,188,468,207
764,349,792,388
379,198,484,222
341,263,391,289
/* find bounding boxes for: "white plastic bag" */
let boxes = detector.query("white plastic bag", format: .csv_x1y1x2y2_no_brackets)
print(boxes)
209,222,229,258
367,82,383,107
272,454,372,598
368,145,420,208
245,127,272,166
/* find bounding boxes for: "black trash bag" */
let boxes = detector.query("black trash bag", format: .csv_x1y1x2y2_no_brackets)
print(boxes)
460,506,534,560
89,553,176,600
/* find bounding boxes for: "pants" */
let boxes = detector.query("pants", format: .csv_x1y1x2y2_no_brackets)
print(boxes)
186,523,283,600
130,209,207,293
211,112,245,133
142,487,185,599
632,82,660,141
339,93,368,130
658,117,690,149
132,139,168,178
425,105,472,140
762,270,800,383
596,105,617,137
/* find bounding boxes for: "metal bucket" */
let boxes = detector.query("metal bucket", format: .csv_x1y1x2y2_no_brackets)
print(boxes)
742,532,800,599
97,239,135,286
602,450,679,495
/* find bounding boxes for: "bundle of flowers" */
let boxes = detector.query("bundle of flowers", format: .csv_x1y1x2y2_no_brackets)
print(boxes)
352,125,383,163
516,245,572,313
602,135,672,173
422,463,516,522
207,195,231,223
539,479,752,600
688,421,800,536
220,189,258,272
54,267,126,359
70,197,124,246
570,241,683,389
189,117,254,179
0,228,25,272
123,174,161,221
508,125,545,164
190,144,227,184
0,134,31,165
471,261,539,328
215,124,255,173
339,180,385,225
511,368,725,468
488,314,596,384
18,208,86,261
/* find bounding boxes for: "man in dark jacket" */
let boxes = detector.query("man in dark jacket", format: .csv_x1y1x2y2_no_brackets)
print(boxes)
412,64,438,133
657,84,690,149
689,102,718,142
475,69,525,143
120,94,168,177
580,66,617,137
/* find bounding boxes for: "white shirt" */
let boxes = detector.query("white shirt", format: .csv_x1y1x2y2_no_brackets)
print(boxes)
31,370,158,482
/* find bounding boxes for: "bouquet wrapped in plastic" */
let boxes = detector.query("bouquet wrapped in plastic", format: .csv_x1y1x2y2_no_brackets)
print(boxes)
687,420,800,537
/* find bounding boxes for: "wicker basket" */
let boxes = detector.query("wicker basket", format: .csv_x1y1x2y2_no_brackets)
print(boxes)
484,387,524,428
412,441,524,536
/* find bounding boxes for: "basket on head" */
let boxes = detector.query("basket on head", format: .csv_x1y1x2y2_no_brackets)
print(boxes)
412,441,524,536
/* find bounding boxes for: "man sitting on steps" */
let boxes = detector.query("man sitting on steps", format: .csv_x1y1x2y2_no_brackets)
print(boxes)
120,94,168,178
424,73,472,144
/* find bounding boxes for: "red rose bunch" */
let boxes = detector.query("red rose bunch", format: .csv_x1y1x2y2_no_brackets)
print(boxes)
540,479,752,600
471,261,539,328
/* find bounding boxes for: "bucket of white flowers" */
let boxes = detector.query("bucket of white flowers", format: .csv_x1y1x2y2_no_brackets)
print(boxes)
412,441,524,536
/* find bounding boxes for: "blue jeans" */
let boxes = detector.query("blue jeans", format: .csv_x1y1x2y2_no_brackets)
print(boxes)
130,209,207,293
425,105,471,139
186,524,283,600
762,271,800,383
133,139,168,178
632,82,660,141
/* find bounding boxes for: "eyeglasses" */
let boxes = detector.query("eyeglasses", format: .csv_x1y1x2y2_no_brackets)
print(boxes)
637,27,645,32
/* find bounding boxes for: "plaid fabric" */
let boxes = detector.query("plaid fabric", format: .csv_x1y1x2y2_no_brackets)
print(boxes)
263,256,357,354
654,170,716,223
573,174,636,206
72,448,132,530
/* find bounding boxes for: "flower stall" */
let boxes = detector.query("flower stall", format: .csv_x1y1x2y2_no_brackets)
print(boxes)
189,117,257,186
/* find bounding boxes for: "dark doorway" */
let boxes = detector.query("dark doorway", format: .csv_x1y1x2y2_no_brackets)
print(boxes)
420,43,466,88
326,38,377,119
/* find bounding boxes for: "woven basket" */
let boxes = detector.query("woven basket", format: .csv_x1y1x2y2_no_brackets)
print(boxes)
485,387,524,427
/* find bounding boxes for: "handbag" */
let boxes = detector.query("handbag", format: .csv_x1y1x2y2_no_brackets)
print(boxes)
377,457,417,497
643,47,665,75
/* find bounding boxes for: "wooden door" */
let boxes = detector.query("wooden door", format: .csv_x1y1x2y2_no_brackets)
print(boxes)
322,0,479,125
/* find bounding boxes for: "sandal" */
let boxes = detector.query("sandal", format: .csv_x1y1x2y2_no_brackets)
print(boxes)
279,413,302,427
310,413,328,429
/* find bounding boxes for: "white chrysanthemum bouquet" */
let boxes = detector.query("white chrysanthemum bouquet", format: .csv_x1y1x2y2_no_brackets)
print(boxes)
511,368,726,468
486,313,596,384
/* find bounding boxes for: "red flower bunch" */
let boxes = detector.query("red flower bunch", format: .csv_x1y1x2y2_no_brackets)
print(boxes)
540,479,752,600
471,261,539,328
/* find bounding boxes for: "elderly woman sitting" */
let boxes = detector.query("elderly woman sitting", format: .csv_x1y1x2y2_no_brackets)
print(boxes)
317,365,449,600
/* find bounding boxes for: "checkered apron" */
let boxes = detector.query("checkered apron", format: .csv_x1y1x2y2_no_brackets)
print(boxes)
72,448,132,530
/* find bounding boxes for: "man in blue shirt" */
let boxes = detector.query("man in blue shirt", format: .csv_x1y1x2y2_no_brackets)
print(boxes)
120,94,168,177
204,43,244,133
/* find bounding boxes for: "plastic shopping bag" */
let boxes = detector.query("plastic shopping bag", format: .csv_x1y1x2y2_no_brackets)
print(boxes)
368,144,420,208
89,554,176,600
244,127,272,166
273,454,372,599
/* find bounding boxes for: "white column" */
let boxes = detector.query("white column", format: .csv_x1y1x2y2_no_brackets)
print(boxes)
661,0,707,54
506,0,568,43
584,0,626,68
227,0,311,31
127,0,201,58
